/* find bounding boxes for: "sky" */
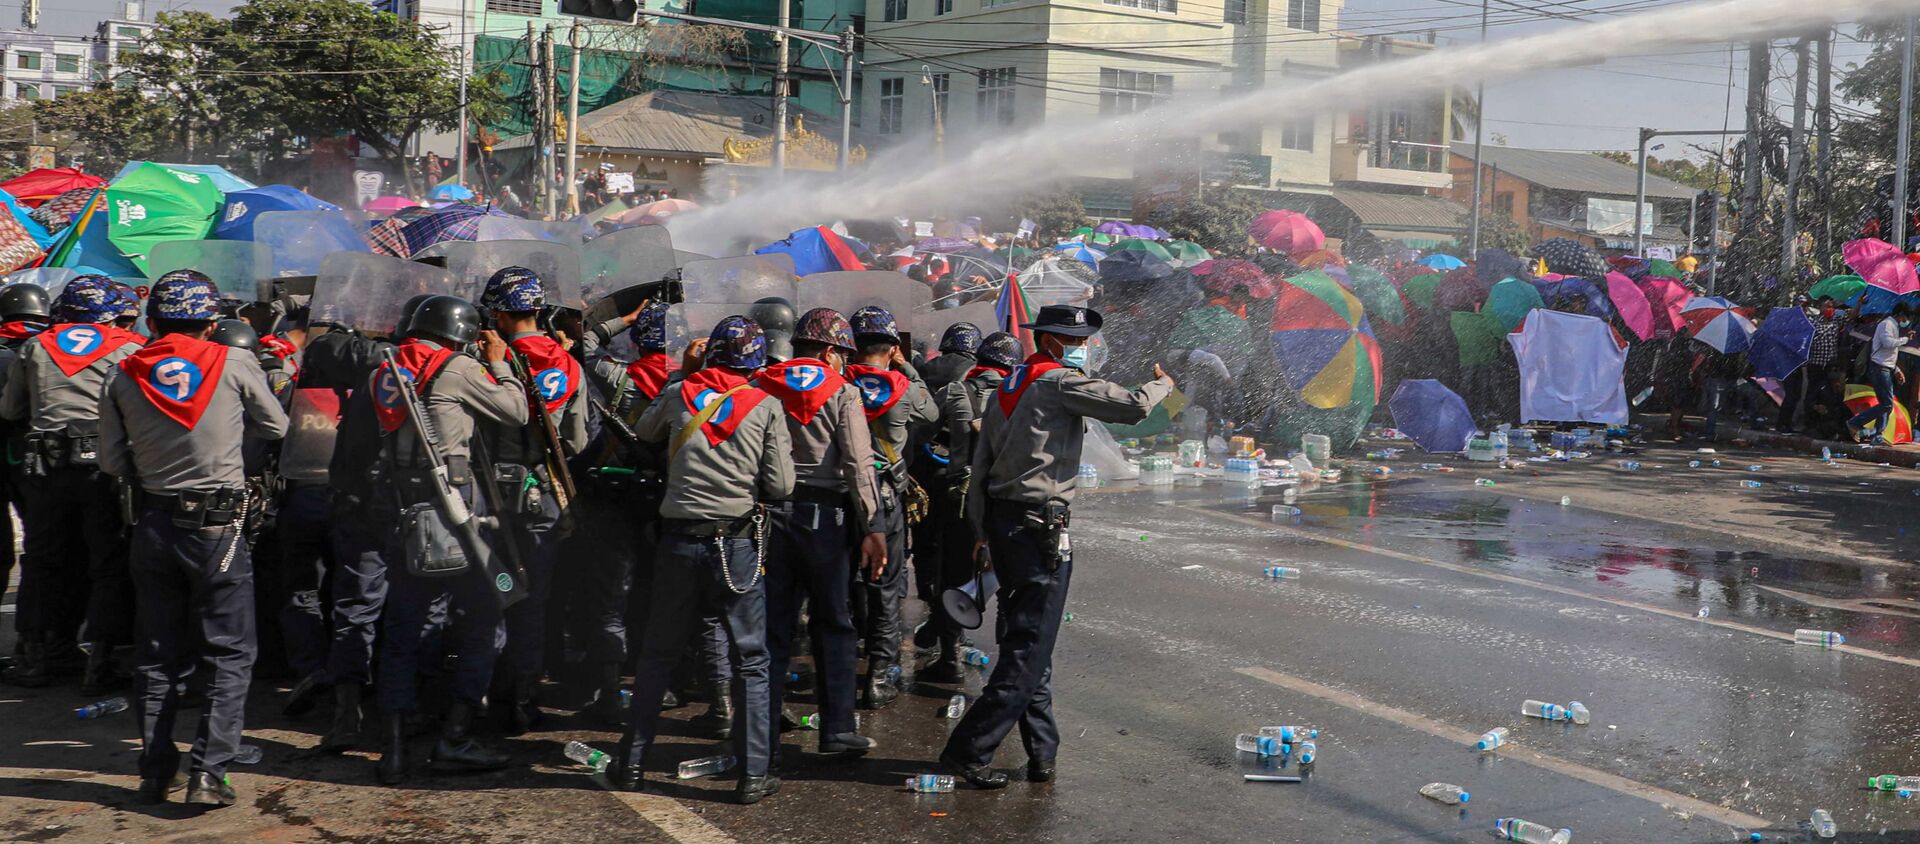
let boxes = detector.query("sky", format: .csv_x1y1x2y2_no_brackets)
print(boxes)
32,0,1888,160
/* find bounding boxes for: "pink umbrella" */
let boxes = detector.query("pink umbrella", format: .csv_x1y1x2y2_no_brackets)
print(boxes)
363,195,420,215
1843,238,1920,294
612,197,700,226
1635,276,1693,335
1603,271,1655,340
1248,210,1324,255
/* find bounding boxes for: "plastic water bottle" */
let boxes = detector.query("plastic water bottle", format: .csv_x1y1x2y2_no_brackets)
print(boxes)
798,712,824,730
1294,740,1316,764
1420,463,1445,471
1787,484,1811,493
945,694,967,719
1490,431,1509,462
1225,457,1261,485
1567,701,1590,725
1619,460,1641,471
676,754,736,779
1077,463,1100,489
1521,699,1567,721
1271,505,1301,519
1746,464,1764,472
1258,725,1317,742
1475,478,1496,487
1740,480,1763,489
233,744,264,765
1868,774,1920,792
564,740,610,773
1821,447,1833,463
1235,733,1283,756
1476,727,1509,751
1495,818,1571,844
1795,629,1845,648
1419,782,1471,805
1140,455,1174,486
1263,565,1301,580
1688,460,1702,468
1559,496,1570,507
1810,808,1837,838
1177,439,1206,467
959,646,991,667
906,774,955,793
75,697,129,720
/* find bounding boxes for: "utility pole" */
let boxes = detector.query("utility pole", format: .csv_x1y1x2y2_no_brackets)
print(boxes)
543,24,558,220
1466,0,1489,256
837,27,855,173
1815,27,1834,264
1737,39,1770,301
1706,197,1722,294
565,20,583,217
772,0,789,177
1896,16,1916,252
526,22,539,208
1781,37,1810,282
1634,127,1652,256
454,0,471,190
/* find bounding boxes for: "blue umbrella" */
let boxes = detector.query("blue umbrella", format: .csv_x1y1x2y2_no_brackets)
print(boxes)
1055,241,1107,267
1418,254,1465,270
1749,307,1815,379
429,183,476,202
1847,284,1920,317
1098,249,1174,287
1531,275,1614,319
212,185,339,241
1388,379,1476,453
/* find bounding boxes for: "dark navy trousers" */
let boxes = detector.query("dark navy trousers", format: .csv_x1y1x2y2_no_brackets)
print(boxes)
765,497,859,737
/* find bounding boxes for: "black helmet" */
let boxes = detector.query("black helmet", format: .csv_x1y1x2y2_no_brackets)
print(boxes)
406,295,482,345
395,293,439,338
977,331,1021,370
211,318,260,351
749,297,797,362
0,283,50,322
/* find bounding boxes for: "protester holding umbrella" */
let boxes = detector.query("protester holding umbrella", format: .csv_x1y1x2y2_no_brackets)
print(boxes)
1847,302,1914,445
1168,262,1266,424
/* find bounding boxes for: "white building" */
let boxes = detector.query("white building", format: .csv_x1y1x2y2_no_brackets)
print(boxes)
0,1,152,103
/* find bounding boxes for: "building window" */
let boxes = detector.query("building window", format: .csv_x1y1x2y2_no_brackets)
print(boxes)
1286,0,1319,30
878,77,904,135
977,67,1015,126
1099,68,1171,115
929,72,948,127
16,52,40,71
16,84,40,100
485,0,542,16
116,25,140,37
56,54,80,74
936,0,952,13
1494,192,1514,216
884,0,907,21
117,47,140,65
1104,0,1176,11
1279,116,1313,151
983,0,1018,6
1224,0,1246,23
53,84,79,98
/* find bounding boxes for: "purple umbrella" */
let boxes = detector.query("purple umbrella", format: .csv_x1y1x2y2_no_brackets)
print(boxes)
1388,379,1476,453
399,204,512,255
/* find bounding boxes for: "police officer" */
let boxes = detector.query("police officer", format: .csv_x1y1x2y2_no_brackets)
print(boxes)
0,282,48,667
622,316,792,804
939,304,1173,788
97,273,289,806
918,322,982,395
753,307,885,755
370,295,528,784
0,276,145,690
479,267,589,734
843,306,937,708
908,321,981,665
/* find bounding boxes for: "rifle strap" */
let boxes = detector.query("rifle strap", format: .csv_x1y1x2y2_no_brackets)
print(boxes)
670,384,751,460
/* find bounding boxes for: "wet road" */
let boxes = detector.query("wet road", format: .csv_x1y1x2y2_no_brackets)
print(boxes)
4,439,1920,842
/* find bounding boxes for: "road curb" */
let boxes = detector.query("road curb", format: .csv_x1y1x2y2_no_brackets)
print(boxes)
1649,414,1920,469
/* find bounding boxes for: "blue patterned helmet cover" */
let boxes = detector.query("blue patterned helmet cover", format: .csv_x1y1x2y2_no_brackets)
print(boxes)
795,307,856,352
627,301,671,351
939,321,982,354
53,275,122,324
977,331,1022,370
148,271,221,321
482,266,546,312
850,305,899,343
705,315,767,370
108,282,141,317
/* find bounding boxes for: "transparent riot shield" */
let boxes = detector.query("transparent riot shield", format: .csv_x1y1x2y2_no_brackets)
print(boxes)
664,302,757,364
312,252,463,335
2,267,83,293
148,240,273,302
412,239,585,311
252,209,371,279
582,225,676,301
795,270,930,324
913,301,1000,348
680,255,795,305
477,216,588,245
278,388,341,482
675,250,714,267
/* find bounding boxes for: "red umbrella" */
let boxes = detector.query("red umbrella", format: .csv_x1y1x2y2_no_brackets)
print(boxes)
1635,276,1692,335
1,168,104,208
1248,210,1324,255
1843,238,1920,295
1190,258,1275,299
613,197,700,226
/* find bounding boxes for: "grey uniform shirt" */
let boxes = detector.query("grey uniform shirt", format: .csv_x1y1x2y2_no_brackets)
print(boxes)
98,346,290,494
390,343,529,466
1,326,145,436
636,369,794,521
506,330,589,455
965,364,1173,525
937,368,1004,478
859,360,938,483
763,367,881,528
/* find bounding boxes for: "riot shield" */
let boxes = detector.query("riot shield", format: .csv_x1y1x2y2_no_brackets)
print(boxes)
2,267,83,293
796,270,929,324
477,216,587,245
278,388,341,482
680,255,795,305
913,301,1000,347
582,225,676,300
312,252,463,335
412,239,585,311
148,240,273,302
675,250,714,267
252,210,371,279
582,280,676,327
664,302,755,364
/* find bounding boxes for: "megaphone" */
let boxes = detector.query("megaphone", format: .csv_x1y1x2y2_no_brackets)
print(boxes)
940,548,998,631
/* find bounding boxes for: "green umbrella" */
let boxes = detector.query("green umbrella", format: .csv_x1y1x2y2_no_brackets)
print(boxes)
1645,258,1682,279
1485,277,1544,331
1346,265,1405,325
1402,272,1446,311
106,162,223,276
1110,237,1174,262
1165,239,1212,267
1807,274,1867,303
996,245,1037,262
1449,309,1508,368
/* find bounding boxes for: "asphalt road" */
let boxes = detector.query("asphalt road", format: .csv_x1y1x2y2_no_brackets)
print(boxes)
4,437,1920,842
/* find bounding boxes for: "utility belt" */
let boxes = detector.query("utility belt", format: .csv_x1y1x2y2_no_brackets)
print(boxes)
992,498,1072,571
145,487,248,529
22,431,98,477
874,449,929,527
663,506,768,596
662,512,762,538
582,464,664,494
385,456,473,507
774,485,850,534
489,461,563,533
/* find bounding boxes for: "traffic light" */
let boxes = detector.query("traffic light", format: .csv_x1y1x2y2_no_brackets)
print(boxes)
560,0,638,22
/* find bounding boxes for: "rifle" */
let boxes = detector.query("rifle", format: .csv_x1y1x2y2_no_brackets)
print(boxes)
509,351,579,516
380,347,528,610
586,369,647,460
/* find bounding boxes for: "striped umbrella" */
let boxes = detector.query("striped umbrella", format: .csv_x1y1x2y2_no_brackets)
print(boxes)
1269,270,1381,410
1844,385,1912,444
1679,296,1755,354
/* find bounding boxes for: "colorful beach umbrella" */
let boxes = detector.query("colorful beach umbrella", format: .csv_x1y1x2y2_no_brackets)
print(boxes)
1845,238,1919,295
1268,270,1381,410
1249,210,1324,255
754,225,865,275
1055,240,1107,267
1748,306,1814,379
1807,274,1867,303
1603,271,1656,340
1844,385,1912,444
105,162,224,275
1679,296,1755,354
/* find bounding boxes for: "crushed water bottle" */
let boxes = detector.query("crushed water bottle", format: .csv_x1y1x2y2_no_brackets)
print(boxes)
1263,565,1301,579
1077,463,1100,489
233,744,264,765
1688,460,1702,468
564,740,610,773
798,712,823,730
1795,629,1845,648
1740,480,1763,489
1868,774,1920,792
1495,818,1571,844
906,774,955,793
1235,733,1284,756
1521,699,1568,721
677,754,736,779
1475,478,1496,487
1258,725,1317,742
1786,484,1811,493
1618,460,1641,471
1419,782,1471,805
75,697,128,720
1272,505,1302,519
1476,727,1509,751
959,646,991,666
1567,701,1590,725
945,694,967,719
1810,808,1836,838
1745,464,1764,472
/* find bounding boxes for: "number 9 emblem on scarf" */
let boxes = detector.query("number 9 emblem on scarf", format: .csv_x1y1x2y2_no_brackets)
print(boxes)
784,364,825,392
693,388,735,425
376,367,415,410
853,373,893,410
536,367,569,403
148,356,203,402
58,325,101,356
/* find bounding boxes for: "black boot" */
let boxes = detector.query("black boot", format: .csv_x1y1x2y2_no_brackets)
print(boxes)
0,639,49,688
504,672,540,737
376,713,409,785
432,702,511,774
320,684,364,753
689,687,734,740
41,637,85,679
282,670,330,718
580,662,628,726
860,667,899,710
79,646,130,696
918,640,965,685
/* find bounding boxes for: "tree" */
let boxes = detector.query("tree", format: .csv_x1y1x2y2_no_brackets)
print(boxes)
1146,188,1265,256
32,87,178,174
1011,189,1091,242
122,10,243,162
1436,208,1527,258
1593,150,1732,195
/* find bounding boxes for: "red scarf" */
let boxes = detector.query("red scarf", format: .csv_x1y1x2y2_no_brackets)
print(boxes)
625,352,671,401
370,340,457,434
0,321,42,340
261,333,299,381
510,333,581,416
754,358,847,425
679,367,771,448
37,323,143,377
843,363,909,422
965,364,1010,380
118,333,230,430
996,353,1064,417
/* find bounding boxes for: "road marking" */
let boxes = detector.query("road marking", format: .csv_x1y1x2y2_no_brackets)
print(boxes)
603,788,738,844
1189,504,1920,671
1234,666,1771,830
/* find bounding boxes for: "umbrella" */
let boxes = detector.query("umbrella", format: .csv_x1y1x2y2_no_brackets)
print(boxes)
915,236,972,253
1603,271,1656,340
1093,220,1134,237
1401,272,1445,311
428,183,476,202
1055,241,1107,267
1164,239,1212,267
612,197,699,226
1191,259,1275,299
1844,384,1913,444
1249,210,1324,255
1476,249,1532,286
398,204,503,255
1636,276,1692,334
1846,284,1920,317
1388,379,1476,453
1606,255,1649,279
1434,267,1489,313
0,168,104,207
105,162,223,275
1533,275,1614,318
1268,270,1381,410
1532,237,1607,278
1418,253,1465,271
112,161,255,194
754,225,866,275
213,185,339,241
1293,249,1346,270
1486,277,1544,331
1645,258,1682,279
1679,296,1755,353
840,218,911,245
0,188,52,249
1098,249,1175,287
1449,310,1508,367
1345,264,1405,324
365,205,436,257
363,195,420,215
1807,274,1867,303
1844,238,1919,294
29,186,98,235
1110,237,1175,262
1749,306,1815,379
1251,253,1301,277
